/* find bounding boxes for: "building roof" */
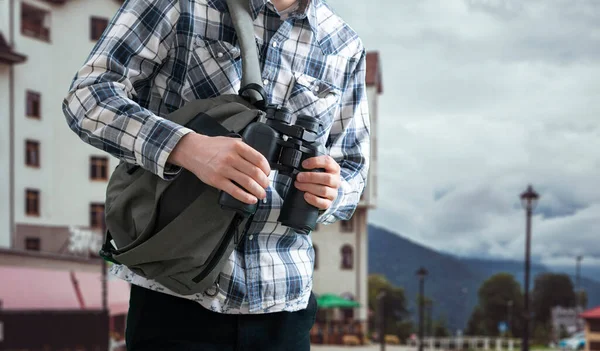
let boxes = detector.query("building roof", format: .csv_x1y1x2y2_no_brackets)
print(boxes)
0,33,26,65
0,265,130,316
580,306,600,320
366,51,382,94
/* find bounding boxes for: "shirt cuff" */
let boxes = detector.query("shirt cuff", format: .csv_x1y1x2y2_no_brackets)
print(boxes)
317,186,344,225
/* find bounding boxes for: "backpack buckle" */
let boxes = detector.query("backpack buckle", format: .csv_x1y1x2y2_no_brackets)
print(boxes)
204,281,220,297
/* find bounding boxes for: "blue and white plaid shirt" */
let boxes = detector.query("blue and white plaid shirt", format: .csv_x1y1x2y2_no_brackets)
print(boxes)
63,0,370,314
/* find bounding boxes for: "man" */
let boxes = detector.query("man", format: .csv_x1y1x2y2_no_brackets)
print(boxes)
62,0,369,349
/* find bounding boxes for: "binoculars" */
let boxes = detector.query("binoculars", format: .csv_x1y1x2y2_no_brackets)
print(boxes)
218,104,326,235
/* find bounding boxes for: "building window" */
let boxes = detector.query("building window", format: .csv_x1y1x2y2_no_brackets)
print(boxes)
90,203,105,229
313,244,318,270
590,320,600,333
90,156,109,181
90,17,109,41
26,91,41,118
25,189,40,216
341,244,353,270
25,237,40,251
25,140,40,167
21,3,51,42
340,218,354,233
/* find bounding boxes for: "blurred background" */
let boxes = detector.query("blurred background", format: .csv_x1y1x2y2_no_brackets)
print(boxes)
0,0,598,350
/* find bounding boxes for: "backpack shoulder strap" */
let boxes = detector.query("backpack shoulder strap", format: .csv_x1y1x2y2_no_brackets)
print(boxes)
226,0,266,106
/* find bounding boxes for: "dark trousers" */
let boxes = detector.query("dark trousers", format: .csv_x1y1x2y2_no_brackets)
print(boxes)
125,284,317,351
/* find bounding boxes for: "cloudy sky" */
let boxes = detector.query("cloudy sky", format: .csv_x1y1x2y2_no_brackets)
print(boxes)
324,0,600,271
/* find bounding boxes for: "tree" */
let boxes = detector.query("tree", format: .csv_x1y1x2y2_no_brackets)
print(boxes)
433,315,451,337
532,273,577,325
466,306,486,336
368,274,413,341
468,273,524,337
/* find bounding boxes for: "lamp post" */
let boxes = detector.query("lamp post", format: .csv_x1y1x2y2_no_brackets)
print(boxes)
416,267,429,351
576,255,583,331
101,216,108,312
576,255,583,295
520,185,539,351
507,300,513,336
426,300,433,337
377,291,387,351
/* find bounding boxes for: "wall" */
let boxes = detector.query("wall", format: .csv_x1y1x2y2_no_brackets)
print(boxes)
585,319,600,351
10,0,120,244
363,84,378,208
312,208,369,321
0,65,10,248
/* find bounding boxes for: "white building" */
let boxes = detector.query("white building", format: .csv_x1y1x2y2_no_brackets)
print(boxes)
311,51,381,329
0,0,123,251
0,0,381,327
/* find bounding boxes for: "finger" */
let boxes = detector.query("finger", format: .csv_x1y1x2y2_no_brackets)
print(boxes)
235,141,271,176
228,168,267,200
302,155,339,173
233,157,270,189
304,192,331,210
294,181,337,200
296,172,339,188
218,179,258,205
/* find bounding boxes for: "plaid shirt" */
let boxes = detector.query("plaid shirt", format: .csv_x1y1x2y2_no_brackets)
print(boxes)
63,0,370,314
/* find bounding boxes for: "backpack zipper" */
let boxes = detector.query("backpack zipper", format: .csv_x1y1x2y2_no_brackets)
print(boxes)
191,214,246,284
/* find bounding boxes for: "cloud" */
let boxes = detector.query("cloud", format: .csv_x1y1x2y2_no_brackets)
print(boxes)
326,0,600,268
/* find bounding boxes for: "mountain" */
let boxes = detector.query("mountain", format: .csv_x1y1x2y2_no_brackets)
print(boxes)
368,224,600,333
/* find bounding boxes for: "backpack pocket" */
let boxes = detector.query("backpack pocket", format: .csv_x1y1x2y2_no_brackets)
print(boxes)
112,184,237,281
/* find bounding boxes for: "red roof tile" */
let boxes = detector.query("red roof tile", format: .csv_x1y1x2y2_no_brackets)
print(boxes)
580,306,600,319
366,51,382,94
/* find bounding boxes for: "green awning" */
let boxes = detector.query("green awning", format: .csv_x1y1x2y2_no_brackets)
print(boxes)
316,293,360,309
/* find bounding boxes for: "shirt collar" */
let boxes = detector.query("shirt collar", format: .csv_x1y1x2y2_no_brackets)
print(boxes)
249,0,320,35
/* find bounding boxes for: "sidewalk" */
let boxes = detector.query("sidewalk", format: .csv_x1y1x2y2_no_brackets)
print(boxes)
311,345,415,351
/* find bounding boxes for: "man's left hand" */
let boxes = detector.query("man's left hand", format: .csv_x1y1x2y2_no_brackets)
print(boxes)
295,155,341,210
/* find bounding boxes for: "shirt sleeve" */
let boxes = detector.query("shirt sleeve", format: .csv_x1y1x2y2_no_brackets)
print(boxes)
61,0,193,180
317,48,371,224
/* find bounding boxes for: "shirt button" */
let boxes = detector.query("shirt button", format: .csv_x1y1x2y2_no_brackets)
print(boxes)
263,79,269,85
272,41,278,48
248,235,254,241
314,85,320,92
217,52,224,58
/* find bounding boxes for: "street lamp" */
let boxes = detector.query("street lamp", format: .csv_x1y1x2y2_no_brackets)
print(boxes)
426,300,433,337
576,255,584,331
416,267,429,351
101,216,108,312
520,185,539,351
576,255,583,294
507,300,513,335
377,291,387,351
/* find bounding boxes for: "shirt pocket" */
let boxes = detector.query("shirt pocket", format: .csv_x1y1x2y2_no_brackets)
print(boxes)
185,37,242,99
286,72,342,139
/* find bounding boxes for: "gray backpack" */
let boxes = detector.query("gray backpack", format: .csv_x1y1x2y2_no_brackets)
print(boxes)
99,0,269,297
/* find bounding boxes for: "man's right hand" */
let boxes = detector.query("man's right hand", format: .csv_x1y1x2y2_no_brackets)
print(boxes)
167,133,271,204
